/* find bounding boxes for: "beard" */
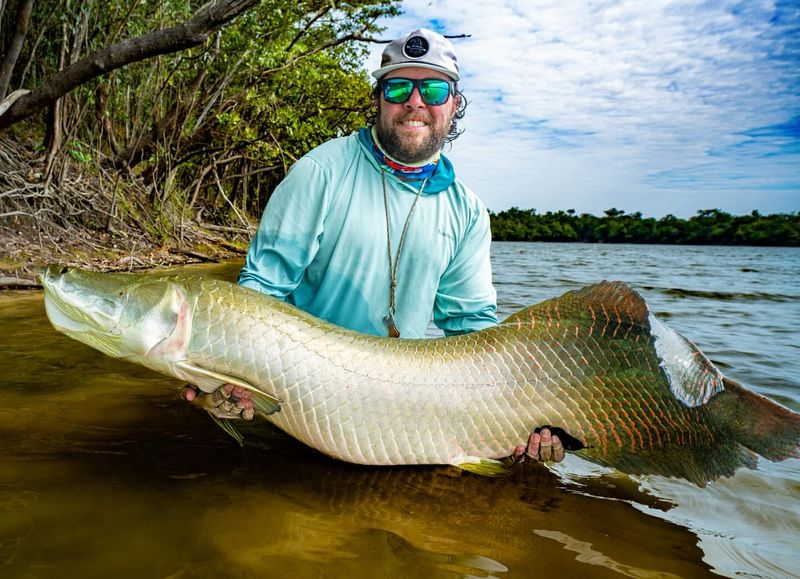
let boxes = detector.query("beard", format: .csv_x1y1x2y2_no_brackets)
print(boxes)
374,106,452,164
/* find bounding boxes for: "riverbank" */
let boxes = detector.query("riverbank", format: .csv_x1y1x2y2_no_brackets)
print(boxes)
0,219,245,289
0,135,250,289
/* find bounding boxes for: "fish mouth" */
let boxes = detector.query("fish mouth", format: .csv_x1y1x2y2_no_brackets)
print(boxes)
41,264,70,281
41,266,88,332
39,264,69,299
43,291,89,334
41,265,126,357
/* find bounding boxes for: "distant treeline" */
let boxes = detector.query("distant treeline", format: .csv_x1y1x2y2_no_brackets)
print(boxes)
490,208,800,246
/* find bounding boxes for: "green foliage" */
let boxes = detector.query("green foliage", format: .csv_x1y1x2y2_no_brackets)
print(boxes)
490,208,800,247
67,139,92,163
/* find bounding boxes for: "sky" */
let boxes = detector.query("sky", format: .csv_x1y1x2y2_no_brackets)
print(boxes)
363,0,800,217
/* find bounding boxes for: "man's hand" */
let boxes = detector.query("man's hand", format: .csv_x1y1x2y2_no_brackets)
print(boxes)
511,427,565,464
182,383,255,420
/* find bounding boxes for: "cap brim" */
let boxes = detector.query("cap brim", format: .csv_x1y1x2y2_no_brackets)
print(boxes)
372,62,459,81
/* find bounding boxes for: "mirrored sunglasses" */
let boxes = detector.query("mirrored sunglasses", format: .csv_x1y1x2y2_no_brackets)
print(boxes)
381,78,454,106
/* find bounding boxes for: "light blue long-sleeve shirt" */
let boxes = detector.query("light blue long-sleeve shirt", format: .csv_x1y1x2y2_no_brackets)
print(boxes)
238,129,497,338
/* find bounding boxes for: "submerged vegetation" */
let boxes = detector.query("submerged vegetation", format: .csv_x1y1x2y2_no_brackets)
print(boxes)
490,208,800,246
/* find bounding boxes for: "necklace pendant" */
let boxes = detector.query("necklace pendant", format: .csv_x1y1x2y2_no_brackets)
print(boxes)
381,169,426,341
384,313,401,338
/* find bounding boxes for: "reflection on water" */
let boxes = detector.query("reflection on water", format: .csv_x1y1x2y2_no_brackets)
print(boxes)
1,243,798,577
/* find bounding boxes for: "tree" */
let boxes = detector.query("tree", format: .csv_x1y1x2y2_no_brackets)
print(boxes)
488,208,798,246
0,0,35,101
0,0,261,130
0,0,400,246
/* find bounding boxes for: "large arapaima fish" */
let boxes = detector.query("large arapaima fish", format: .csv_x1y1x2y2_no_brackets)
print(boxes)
40,265,800,484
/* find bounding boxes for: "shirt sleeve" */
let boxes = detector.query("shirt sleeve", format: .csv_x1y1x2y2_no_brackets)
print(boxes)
433,206,498,335
238,156,329,298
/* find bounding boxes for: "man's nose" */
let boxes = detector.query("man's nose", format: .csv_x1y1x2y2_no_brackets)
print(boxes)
404,86,426,107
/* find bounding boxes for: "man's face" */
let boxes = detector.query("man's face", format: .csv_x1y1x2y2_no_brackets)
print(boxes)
375,67,459,165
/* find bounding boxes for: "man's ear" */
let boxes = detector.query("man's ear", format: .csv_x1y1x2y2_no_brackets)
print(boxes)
452,93,461,116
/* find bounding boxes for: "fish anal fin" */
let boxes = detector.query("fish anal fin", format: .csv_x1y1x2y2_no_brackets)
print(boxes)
175,361,282,416
453,457,511,477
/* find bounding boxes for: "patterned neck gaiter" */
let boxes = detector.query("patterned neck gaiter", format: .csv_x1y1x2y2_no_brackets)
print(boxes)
369,127,440,181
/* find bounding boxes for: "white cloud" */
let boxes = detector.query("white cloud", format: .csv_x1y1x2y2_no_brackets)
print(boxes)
362,0,800,216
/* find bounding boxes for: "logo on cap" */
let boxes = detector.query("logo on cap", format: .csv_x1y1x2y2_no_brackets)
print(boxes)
403,36,429,58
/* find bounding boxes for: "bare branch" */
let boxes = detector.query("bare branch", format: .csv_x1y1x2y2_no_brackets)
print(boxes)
285,5,331,53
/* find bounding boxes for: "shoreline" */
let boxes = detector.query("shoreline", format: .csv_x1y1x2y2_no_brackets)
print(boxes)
5,231,799,291
0,220,246,290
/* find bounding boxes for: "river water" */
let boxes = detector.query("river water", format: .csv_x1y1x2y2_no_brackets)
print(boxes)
0,242,798,578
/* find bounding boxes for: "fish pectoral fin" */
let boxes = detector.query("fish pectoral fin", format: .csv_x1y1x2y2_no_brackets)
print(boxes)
452,457,511,477
175,361,282,416
249,395,282,418
210,415,245,447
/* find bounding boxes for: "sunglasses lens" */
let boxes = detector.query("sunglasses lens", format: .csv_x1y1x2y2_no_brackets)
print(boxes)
383,79,414,103
382,79,453,105
420,80,451,105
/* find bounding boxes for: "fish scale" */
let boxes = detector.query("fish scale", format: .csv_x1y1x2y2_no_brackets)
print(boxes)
190,279,697,465
41,266,800,484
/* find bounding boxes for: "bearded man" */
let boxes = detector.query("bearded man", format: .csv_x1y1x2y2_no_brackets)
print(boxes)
184,29,564,464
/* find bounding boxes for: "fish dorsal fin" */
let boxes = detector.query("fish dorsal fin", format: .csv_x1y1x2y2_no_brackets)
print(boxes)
503,281,650,330
503,281,725,408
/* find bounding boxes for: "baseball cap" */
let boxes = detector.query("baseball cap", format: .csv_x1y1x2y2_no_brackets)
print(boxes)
372,29,460,81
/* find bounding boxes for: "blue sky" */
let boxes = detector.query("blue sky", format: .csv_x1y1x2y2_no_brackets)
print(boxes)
364,0,800,217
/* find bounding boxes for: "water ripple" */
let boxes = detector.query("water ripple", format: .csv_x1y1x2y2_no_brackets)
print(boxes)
656,287,797,302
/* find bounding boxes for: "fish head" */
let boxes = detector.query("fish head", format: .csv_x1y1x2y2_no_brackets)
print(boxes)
41,265,192,365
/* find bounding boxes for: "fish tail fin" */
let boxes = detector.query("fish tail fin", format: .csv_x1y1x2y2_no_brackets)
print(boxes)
708,377,800,461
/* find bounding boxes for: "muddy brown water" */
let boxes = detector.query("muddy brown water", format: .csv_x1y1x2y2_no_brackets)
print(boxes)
1,243,798,577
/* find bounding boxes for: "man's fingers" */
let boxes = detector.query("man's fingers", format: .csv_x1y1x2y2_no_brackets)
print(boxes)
552,435,565,463
537,428,553,461
513,427,569,466
525,431,541,461
182,383,255,421
233,394,254,415
523,428,559,463
181,385,199,402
